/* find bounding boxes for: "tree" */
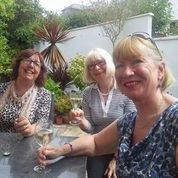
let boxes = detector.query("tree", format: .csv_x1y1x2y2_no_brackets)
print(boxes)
0,0,14,80
128,0,172,37
90,0,130,46
6,0,44,50
61,10,98,29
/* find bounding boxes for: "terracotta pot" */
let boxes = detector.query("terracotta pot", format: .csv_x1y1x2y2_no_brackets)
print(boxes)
55,115,63,125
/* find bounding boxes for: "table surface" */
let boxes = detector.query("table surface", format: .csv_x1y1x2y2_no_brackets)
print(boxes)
0,132,87,178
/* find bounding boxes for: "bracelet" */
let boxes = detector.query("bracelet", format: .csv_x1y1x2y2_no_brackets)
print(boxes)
64,143,73,153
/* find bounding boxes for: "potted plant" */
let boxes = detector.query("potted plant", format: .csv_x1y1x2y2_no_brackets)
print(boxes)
55,94,72,124
45,77,72,124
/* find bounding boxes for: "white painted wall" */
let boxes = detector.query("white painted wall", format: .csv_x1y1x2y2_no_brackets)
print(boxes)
155,36,178,96
35,13,153,60
35,13,178,97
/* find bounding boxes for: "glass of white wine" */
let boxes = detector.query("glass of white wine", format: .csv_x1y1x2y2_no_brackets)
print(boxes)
33,120,54,173
68,91,83,126
3,129,13,156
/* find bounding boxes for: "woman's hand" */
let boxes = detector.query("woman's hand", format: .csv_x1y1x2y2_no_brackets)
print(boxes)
104,159,117,178
37,146,61,166
14,116,35,136
69,108,85,123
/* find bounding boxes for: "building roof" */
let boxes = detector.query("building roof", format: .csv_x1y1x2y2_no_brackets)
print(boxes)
62,4,84,12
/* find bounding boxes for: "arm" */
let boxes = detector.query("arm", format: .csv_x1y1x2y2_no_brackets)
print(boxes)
79,87,97,133
104,152,117,178
38,120,119,165
14,89,52,137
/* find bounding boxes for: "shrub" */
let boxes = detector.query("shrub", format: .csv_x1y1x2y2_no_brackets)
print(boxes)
55,94,72,115
67,54,87,91
45,77,72,114
45,77,63,99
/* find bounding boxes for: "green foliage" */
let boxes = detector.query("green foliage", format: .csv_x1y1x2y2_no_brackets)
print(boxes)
0,0,14,79
128,0,172,37
61,0,173,38
45,77,63,99
90,0,130,46
55,94,72,114
0,36,12,78
170,21,178,35
45,77,72,114
61,11,98,29
0,0,14,20
67,55,87,90
6,0,44,50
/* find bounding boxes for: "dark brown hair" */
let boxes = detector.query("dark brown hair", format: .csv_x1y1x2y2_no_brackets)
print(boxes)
11,48,47,87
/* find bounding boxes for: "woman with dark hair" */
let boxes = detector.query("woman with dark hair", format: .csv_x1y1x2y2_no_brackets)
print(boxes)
0,48,52,136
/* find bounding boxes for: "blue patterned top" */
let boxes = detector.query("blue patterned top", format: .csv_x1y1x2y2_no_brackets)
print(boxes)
117,101,178,178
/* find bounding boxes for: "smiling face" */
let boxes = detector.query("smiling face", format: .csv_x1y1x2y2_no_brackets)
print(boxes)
115,53,164,101
17,54,41,85
88,59,107,81
84,48,115,83
114,36,165,101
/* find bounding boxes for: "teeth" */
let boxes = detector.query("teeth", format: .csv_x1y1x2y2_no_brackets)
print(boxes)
125,81,137,86
25,70,33,74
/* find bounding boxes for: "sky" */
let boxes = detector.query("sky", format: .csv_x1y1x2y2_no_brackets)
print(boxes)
39,0,91,13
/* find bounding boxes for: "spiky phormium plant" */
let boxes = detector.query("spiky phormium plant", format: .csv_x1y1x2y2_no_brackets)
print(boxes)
35,16,72,87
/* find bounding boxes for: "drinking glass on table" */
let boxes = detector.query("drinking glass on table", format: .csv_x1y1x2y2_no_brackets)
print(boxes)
33,120,54,173
2,130,13,156
68,91,83,126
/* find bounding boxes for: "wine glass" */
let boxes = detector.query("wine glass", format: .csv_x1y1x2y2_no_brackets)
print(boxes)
33,120,54,173
68,91,82,126
3,129,13,156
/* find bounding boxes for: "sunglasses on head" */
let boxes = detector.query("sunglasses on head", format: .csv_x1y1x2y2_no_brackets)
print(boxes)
128,32,162,58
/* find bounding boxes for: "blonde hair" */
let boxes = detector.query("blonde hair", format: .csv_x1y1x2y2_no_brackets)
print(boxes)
83,48,115,83
113,35,175,91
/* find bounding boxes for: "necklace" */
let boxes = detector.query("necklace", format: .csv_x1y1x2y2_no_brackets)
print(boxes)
99,91,109,96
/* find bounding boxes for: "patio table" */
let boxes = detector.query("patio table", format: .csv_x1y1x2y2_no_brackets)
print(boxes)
0,132,87,178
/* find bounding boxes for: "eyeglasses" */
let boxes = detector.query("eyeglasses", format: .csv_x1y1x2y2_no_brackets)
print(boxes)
129,32,162,58
87,60,106,71
22,58,41,68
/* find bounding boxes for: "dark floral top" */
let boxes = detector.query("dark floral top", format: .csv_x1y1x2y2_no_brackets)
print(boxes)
117,101,178,178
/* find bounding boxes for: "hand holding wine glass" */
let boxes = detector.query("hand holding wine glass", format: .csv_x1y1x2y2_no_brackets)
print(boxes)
33,120,54,173
68,91,83,126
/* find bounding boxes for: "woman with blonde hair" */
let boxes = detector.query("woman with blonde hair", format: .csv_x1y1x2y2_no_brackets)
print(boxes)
68,48,135,178
38,34,178,177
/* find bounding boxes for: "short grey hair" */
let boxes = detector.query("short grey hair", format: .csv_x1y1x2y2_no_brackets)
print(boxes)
83,48,115,83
